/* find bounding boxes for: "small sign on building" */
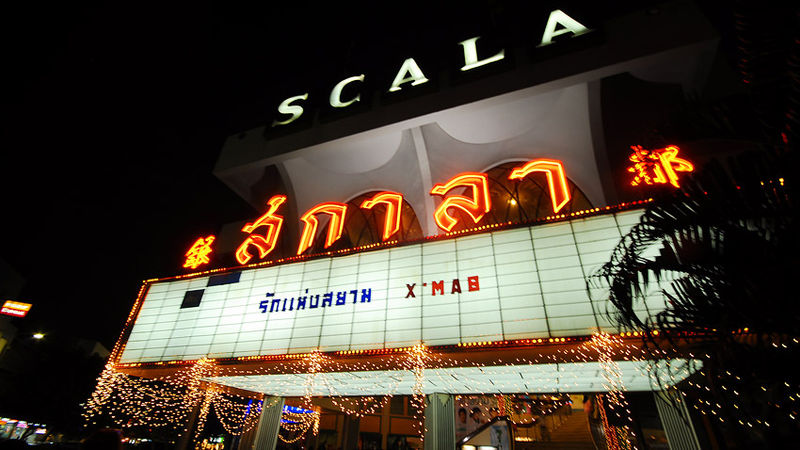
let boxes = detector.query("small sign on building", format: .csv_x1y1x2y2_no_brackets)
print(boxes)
1,300,32,318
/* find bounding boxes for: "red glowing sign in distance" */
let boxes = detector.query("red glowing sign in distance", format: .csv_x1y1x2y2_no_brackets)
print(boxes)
1,300,32,318
628,145,694,188
183,236,216,269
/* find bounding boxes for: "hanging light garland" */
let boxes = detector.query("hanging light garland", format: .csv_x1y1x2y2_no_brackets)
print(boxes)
277,405,320,444
590,332,638,449
213,396,264,435
403,344,430,444
86,331,800,445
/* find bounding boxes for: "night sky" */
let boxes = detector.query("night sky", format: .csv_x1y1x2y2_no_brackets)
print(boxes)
0,0,730,349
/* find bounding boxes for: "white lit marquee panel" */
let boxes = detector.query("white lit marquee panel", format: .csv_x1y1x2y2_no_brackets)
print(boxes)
119,208,667,364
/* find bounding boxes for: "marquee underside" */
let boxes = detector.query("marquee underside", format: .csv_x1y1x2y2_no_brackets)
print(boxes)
204,359,699,397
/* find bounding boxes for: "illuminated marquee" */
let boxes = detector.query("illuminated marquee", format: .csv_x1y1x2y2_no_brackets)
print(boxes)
270,9,592,127
120,207,665,363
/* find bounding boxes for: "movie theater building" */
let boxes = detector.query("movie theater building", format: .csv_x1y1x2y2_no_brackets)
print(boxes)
107,3,725,449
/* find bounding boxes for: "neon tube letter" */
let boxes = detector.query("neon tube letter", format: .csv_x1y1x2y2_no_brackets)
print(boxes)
508,159,571,213
297,202,348,255
430,172,491,232
360,191,404,241
236,195,287,265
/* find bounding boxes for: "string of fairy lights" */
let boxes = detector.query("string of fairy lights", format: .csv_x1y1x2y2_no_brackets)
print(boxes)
276,351,322,444
590,332,637,450
84,332,800,447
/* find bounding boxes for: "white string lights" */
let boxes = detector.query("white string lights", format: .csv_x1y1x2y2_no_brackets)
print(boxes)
85,331,799,445
590,332,637,449
277,405,320,444
83,357,265,446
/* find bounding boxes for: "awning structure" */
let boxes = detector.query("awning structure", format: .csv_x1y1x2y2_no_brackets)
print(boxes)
204,359,699,397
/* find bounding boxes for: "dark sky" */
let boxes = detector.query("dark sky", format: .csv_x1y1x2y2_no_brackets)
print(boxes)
0,0,726,348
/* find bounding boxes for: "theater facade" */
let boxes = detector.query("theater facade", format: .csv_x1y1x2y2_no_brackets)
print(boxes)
97,3,725,449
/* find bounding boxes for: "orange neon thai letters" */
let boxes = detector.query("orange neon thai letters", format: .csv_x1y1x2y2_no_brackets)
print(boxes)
184,235,215,269
297,202,348,255
430,172,491,232
628,145,694,188
236,195,287,265
508,159,571,213
360,191,404,241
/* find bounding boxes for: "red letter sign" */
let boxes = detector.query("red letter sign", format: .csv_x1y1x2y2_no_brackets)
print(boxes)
236,195,287,265
297,202,348,255
508,159,571,213
430,172,491,232
628,145,694,188
360,191,404,241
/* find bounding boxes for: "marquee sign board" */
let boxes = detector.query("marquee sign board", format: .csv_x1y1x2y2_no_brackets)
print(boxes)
119,208,665,364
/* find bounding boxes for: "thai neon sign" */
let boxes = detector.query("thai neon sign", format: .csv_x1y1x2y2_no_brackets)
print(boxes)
508,159,571,212
360,192,404,241
297,202,348,255
430,173,492,232
270,10,592,127
182,159,573,268
221,158,572,266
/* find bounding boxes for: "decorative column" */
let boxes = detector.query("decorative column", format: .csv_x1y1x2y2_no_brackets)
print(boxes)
424,393,455,450
653,390,702,450
252,396,285,450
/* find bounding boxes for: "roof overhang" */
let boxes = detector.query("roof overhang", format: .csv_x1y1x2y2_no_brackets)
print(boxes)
204,359,699,396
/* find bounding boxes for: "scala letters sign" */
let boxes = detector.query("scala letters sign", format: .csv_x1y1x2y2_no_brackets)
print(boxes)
270,9,593,127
